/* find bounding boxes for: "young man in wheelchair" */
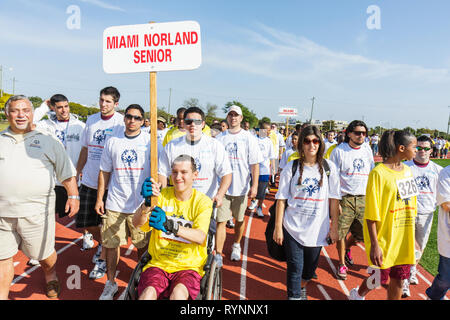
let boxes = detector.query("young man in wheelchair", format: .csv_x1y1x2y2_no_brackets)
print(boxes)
132,154,213,300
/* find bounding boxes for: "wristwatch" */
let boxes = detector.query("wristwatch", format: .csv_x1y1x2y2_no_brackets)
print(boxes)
68,195,80,200
164,219,179,236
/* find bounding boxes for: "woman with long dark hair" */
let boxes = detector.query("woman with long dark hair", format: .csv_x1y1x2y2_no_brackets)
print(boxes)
273,125,340,300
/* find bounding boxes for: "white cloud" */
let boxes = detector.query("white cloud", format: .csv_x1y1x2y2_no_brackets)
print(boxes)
78,0,125,12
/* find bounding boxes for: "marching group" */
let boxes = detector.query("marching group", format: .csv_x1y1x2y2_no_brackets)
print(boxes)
0,87,448,301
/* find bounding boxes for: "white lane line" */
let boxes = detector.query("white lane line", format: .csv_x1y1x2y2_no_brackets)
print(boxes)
321,247,350,297
125,244,135,256
13,262,20,267
239,211,254,300
317,284,332,300
417,271,432,286
418,293,428,300
11,236,83,285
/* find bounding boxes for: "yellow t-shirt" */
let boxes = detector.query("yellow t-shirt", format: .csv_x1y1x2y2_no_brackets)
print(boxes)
287,151,299,163
162,125,211,147
363,163,417,269
141,187,213,276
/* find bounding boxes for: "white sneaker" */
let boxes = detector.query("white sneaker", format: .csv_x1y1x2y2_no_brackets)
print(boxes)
349,287,365,300
409,265,419,285
89,259,107,279
81,232,95,251
99,280,118,300
27,259,40,266
230,243,241,261
92,244,102,264
226,219,235,228
256,207,264,218
402,279,410,298
248,200,258,210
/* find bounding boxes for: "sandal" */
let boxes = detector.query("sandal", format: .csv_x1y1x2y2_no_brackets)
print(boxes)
46,279,60,299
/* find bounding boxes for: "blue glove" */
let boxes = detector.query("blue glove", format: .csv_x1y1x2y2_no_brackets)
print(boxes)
141,177,153,206
149,206,167,233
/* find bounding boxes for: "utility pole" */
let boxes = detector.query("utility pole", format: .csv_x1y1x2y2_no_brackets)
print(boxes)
0,65,3,98
168,88,172,115
447,106,450,138
309,96,315,124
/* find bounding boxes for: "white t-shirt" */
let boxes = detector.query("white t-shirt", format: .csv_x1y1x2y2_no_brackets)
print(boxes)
275,160,341,247
324,139,337,154
80,112,125,189
436,166,450,258
159,134,232,199
100,131,151,214
329,142,375,196
280,147,296,170
157,128,169,145
216,129,263,196
404,160,443,214
257,136,277,176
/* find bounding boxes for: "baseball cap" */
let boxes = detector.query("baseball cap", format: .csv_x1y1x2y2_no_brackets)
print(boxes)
228,105,242,116
157,116,166,123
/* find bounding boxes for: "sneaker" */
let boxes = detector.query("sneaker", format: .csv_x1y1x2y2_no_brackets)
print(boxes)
92,244,102,264
345,249,354,266
312,271,318,280
336,264,348,280
99,280,118,300
409,265,419,285
349,287,365,300
300,287,308,300
89,259,107,279
226,219,235,228
81,232,94,251
230,243,241,261
248,199,258,210
27,259,40,266
256,207,264,218
402,279,410,298
214,254,223,268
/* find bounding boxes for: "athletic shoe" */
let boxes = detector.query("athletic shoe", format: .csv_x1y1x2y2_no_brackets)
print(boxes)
336,264,348,280
349,287,365,300
214,254,223,268
409,265,419,285
89,259,107,279
312,271,318,280
402,279,411,298
81,232,94,251
256,207,264,218
226,219,235,228
92,244,102,264
248,200,258,210
230,243,241,261
27,259,40,266
300,287,308,300
99,280,118,300
345,249,354,266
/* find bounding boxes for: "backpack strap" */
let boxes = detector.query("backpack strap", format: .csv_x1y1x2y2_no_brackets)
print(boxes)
292,159,299,177
322,159,331,177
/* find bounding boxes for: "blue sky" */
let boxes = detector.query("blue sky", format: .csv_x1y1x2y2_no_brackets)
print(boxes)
1,0,449,132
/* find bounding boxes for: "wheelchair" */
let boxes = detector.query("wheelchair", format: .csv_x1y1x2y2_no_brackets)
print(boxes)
124,205,222,300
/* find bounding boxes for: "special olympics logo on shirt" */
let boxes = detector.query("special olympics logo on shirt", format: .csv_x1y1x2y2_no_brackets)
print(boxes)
55,130,65,144
93,129,106,145
396,192,411,205
225,142,238,159
415,175,430,191
194,157,202,172
302,178,320,197
353,158,365,172
121,149,138,166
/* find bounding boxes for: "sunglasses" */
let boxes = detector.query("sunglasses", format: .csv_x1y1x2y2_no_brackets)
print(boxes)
125,114,143,121
184,119,203,125
416,146,431,151
303,138,320,145
352,131,367,136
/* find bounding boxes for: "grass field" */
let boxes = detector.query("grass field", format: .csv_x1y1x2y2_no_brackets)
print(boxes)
0,121,8,131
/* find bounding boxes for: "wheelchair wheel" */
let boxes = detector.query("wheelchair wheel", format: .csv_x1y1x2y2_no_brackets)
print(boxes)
205,260,222,300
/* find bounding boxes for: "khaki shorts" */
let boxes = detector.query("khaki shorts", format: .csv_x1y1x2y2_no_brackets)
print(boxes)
0,213,55,261
101,209,149,249
338,195,365,242
217,194,248,223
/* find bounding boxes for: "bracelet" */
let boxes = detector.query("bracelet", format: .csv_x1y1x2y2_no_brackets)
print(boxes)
68,195,80,200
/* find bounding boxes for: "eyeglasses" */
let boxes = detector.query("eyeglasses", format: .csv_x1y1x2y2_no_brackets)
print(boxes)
416,146,431,151
125,114,143,121
352,131,367,136
303,138,320,145
184,119,203,125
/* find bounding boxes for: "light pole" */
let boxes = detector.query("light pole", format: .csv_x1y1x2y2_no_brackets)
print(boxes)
447,106,449,138
309,97,315,124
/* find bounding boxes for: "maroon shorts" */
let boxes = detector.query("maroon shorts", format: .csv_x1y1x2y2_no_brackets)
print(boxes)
137,267,202,300
380,265,411,285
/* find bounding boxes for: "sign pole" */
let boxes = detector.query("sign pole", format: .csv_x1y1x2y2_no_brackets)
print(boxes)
286,117,289,138
149,21,158,207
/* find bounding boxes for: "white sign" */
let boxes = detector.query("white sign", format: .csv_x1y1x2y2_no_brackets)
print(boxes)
103,21,202,74
278,107,298,117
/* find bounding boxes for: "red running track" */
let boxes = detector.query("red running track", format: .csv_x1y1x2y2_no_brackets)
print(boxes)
8,187,449,301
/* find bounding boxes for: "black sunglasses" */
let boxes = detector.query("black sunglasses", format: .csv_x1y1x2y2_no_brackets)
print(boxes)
184,118,203,125
352,131,367,136
125,114,143,121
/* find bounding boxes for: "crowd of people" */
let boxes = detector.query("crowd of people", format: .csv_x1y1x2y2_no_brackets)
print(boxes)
0,87,448,301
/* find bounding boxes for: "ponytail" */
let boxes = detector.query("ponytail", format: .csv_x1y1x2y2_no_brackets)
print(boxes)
379,130,415,160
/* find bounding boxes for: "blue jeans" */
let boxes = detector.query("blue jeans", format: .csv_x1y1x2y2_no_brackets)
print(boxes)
283,227,321,299
426,255,450,300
